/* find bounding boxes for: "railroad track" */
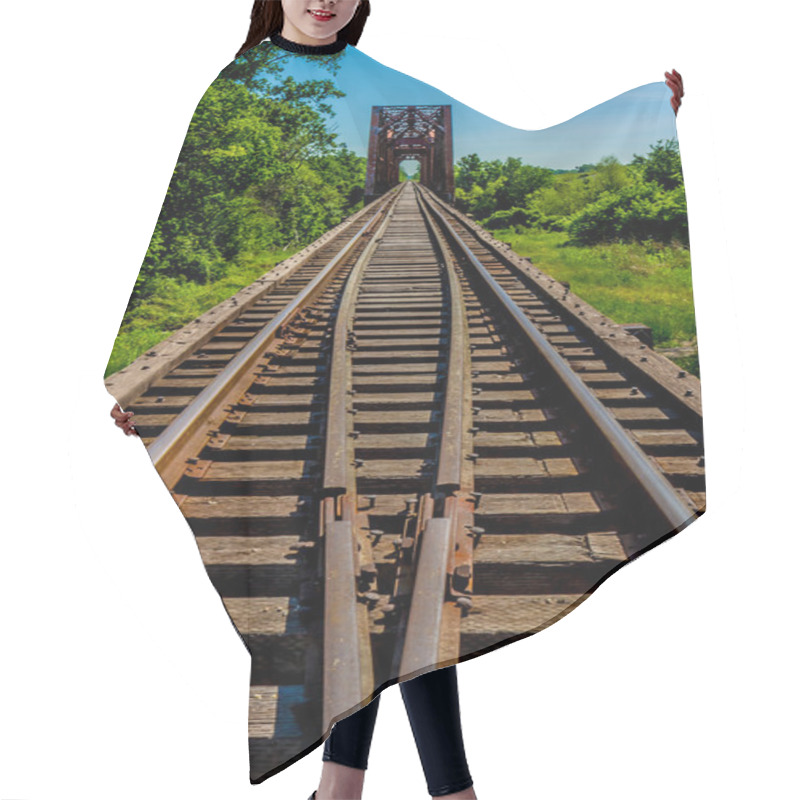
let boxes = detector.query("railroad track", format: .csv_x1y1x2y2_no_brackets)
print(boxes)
106,180,704,782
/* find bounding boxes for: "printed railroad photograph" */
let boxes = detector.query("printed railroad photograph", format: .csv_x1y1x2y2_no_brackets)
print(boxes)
104,41,704,782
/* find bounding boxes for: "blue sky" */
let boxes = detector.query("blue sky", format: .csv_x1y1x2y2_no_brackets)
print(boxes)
262,43,678,171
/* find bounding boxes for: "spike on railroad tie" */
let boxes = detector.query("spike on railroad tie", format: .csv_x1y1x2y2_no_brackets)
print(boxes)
467,453,479,462
353,458,365,467
370,529,384,543
640,356,648,362
363,495,377,508
350,431,360,439
630,387,639,395
685,389,694,396
697,456,705,467
678,370,687,378
469,426,480,434
455,597,473,615
466,526,485,546
360,592,380,609
404,498,417,513
470,491,483,508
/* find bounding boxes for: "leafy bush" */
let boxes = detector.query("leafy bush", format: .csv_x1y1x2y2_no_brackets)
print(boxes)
567,178,689,246
485,207,532,229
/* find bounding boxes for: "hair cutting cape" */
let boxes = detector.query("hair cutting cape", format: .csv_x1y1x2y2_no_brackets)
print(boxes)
104,34,705,784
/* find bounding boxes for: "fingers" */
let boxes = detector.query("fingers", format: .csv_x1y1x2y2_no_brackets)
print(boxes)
664,68,684,96
111,402,139,436
121,419,139,436
112,409,132,425
664,68,683,116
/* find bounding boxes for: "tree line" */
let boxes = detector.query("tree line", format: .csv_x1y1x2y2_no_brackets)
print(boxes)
454,138,688,247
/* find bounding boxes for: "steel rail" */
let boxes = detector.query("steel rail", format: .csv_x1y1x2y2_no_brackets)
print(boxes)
323,195,397,494
321,193,401,729
424,187,703,425
398,516,453,676
419,186,697,533
397,185,472,676
145,186,401,477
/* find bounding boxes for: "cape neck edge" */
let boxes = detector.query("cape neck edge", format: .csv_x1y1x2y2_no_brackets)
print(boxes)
268,31,348,55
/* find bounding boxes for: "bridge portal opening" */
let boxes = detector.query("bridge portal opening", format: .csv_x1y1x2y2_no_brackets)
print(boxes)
399,158,420,182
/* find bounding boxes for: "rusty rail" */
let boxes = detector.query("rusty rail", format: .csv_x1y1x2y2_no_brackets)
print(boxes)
319,197,399,729
397,187,474,677
415,182,697,534
144,186,402,487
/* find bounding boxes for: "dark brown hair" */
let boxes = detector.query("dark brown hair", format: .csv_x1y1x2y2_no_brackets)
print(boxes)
236,1,371,58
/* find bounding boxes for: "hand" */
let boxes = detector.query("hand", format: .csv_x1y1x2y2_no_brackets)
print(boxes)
665,68,684,116
111,402,139,436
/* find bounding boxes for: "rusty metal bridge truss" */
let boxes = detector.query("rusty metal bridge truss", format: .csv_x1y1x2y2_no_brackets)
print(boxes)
364,105,454,204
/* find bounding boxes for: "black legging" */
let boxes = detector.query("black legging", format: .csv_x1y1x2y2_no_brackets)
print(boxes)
322,664,474,797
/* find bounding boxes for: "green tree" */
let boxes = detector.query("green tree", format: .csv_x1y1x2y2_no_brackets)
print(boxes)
125,46,359,309
630,138,683,190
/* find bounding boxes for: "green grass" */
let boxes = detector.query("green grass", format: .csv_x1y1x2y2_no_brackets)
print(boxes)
103,247,296,379
494,227,699,368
